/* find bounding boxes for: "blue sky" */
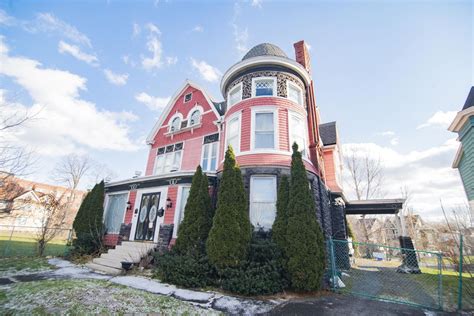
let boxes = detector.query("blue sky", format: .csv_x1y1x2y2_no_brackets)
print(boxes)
0,0,472,219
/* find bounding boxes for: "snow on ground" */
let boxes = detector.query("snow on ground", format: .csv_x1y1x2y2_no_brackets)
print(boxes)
212,296,277,315
110,275,177,295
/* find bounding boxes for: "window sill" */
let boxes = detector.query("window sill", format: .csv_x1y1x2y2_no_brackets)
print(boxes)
165,123,202,137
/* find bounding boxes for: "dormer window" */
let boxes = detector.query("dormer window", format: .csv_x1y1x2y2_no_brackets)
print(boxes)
170,117,181,132
228,83,242,107
190,110,201,126
287,81,303,106
252,77,276,97
184,93,192,103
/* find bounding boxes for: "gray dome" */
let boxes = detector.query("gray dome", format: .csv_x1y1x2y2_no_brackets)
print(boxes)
242,43,288,61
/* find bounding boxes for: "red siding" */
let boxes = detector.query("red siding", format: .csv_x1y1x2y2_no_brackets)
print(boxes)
241,108,251,151
279,108,289,151
124,190,137,225
103,234,120,247
181,137,202,170
164,186,178,225
145,85,220,175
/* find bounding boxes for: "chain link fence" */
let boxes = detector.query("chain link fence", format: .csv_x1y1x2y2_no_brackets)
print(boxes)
0,224,73,257
327,237,473,312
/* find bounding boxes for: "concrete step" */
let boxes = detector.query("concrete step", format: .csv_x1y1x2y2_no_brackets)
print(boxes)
93,257,123,269
86,262,122,275
102,252,141,263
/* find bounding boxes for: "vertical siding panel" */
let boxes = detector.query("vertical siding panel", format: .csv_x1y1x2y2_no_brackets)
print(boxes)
145,147,157,176
124,190,137,224
164,186,178,224
279,108,289,151
241,109,251,151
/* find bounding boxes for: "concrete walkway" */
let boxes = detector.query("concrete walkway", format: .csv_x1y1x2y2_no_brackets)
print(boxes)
1,258,278,315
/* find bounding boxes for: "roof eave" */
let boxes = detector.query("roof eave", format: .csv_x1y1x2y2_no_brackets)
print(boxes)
448,107,474,132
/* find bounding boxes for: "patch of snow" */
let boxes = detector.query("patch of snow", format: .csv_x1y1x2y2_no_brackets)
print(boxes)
48,258,75,268
212,296,276,315
341,272,350,277
173,289,214,303
110,276,177,295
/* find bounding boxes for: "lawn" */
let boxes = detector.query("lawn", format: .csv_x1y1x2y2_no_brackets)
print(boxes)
0,237,70,257
0,279,220,315
0,257,54,277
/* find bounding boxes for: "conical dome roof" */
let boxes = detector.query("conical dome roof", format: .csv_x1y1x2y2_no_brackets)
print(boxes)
242,43,288,60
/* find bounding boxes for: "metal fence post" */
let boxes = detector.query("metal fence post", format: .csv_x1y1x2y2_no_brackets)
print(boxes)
457,234,463,311
437,253,443,310
329,237,337,290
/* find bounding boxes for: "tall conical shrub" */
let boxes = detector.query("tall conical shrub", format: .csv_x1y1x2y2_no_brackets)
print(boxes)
72,181,105,254
272,175,289,255
286,143,325,291
174,166,213,255
206,146,251,269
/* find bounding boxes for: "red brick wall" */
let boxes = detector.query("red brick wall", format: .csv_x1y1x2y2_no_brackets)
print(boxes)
103,234,120,247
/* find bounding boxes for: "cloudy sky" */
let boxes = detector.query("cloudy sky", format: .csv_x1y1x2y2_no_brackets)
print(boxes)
0,1,472,220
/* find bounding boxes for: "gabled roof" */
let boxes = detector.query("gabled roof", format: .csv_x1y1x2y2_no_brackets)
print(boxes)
462,86,474,110
146,80,223,145
319,121,338,146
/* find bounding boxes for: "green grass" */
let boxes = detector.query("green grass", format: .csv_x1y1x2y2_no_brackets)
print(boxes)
0,239,70,257
0,257,53,274
0,279,220,315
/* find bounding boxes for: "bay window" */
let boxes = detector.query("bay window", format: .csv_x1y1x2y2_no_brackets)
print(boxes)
252,108,277,150
202,134,219,172
228,83,242,107
226,115,240,152
289,113,307,156
287,81,303,106
154,142,183,174
252,77,276,97
249,176,277,230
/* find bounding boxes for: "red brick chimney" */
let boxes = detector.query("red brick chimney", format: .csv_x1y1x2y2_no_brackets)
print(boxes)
293,40,311,74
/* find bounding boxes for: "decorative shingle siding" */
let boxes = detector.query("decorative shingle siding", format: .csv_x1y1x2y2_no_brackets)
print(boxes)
312,177,332,238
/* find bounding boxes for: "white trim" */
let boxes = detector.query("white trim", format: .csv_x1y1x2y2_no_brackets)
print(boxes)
146,80,223,144
448,107,474,132
220,55,311,96
227,82,243,109
287,80,303,106
201,141,220,172
104,170,217,188
251,77,277,98
249,175,277,230
172,185,192,239
187,104,204,126
225,111,242,154
452,144,463,168
168,113,184,133
250,106,279,151
103,191,129,234
129,186,168,242
288,110,309,157
183,92,193,103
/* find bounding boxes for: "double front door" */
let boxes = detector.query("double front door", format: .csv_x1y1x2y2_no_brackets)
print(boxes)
134,192,161,241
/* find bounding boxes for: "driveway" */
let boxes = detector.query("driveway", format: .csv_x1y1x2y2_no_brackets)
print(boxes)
269,294,453,316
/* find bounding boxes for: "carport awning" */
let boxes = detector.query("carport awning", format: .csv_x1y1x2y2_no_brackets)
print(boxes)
345,199,405,215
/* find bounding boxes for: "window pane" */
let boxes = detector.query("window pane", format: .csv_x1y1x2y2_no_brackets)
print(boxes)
155,155,164,174
227,118,239,151
250,177,276,230
290,115,306,155
164,153,173,172
255,79,274,96
190,110,200,125
172,151,181,170
255,132,274,148
210,143,217,170
255,113,273,131
229,86,241,106
104,194,127,234
171,117,180,131
176,187,191,235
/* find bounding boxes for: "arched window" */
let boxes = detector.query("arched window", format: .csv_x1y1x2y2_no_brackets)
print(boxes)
190,110,201,126
170,117,181,132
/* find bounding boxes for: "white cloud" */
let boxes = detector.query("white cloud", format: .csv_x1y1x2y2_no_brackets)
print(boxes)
58,41,99,66
231,3,249,55
166,56,178,65
135,92,170,111
103,69,129,86
417,110,457,129
342,140,466,220
192,25,204,32
380,130,395,136
378,130,398,146
32,13,92,48
0,36,138,155
190,58,222,82
390,137,399,146
0,9,15,26
251,0,263,8
141,23,163,71
132,23,141,37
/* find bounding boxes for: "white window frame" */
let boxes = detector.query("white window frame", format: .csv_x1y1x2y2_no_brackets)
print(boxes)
227,82,243,108
172,185,191,238
250,107,279,151
154,143,184,174
249,175,277,230
201,140,219,172
187,105,203,126
168,113,183,133
287,81,303,106
103,191,129,234
183,92,193,103
225,112,241,154
251,77,277,98
288,111,308,157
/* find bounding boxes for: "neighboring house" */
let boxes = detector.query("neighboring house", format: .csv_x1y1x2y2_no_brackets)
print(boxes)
449,86,474,220
102,41,350,247
0,176,86,236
